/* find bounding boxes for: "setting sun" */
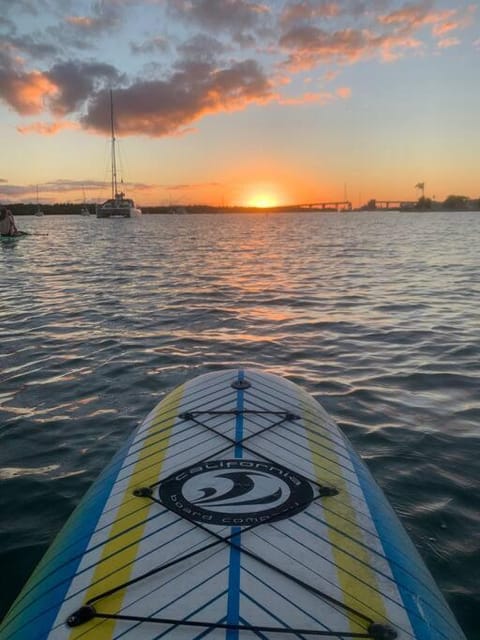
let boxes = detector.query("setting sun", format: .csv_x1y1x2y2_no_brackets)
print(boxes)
247,193,279,208
243,183,283,208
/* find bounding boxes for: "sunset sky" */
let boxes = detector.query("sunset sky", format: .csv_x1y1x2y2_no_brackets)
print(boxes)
0,0,478,208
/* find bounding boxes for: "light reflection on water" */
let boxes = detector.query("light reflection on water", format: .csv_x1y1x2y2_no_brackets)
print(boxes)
0,211,479,637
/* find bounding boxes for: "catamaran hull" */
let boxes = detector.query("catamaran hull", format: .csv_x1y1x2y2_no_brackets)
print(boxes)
96,207,142,218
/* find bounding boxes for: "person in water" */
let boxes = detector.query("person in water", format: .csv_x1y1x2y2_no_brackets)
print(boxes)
0,207,20,236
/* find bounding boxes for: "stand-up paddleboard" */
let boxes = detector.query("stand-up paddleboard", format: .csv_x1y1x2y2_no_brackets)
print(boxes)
0,369,466,640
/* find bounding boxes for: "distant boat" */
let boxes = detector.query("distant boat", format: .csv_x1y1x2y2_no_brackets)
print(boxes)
169,206,187,215
96,90,141,219
80,189,91,216
35,185,44,216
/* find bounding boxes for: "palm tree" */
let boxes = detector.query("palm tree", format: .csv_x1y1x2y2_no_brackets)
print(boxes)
415,182,425,198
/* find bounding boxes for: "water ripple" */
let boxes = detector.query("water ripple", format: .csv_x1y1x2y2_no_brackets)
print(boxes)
0,211,479,637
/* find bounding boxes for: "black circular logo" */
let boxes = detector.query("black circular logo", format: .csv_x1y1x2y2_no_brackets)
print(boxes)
159,459,314,526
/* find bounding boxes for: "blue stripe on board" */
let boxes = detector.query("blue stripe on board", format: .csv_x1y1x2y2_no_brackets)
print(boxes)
152,592,229,640
348,442,464,640
1,435,131,640
226,369,245,640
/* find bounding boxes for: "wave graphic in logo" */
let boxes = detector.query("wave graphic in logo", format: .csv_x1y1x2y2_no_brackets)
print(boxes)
186,471,285,512
159,460,314,526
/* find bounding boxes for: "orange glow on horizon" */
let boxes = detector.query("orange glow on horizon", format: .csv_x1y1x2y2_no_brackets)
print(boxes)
246,193,279,208
242,182,285,208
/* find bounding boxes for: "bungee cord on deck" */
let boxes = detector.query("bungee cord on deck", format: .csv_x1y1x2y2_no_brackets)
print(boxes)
67,406,398,640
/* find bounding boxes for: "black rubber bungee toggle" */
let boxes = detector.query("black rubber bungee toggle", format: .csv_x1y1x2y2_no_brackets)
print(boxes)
231,379,251,389
318,486,339,497
133,486,153,498
66,605,96,627
368,622,398,639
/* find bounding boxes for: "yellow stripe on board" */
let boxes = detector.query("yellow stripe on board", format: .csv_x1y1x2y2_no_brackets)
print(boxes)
69,384,185,640
301,394,387,634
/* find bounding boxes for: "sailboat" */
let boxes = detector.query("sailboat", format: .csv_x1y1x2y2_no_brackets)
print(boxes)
96,90,141,219
80,188,90,216
35,185,44,216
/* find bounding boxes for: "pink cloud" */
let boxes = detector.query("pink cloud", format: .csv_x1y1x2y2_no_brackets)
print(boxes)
378,5,457,28
65,16,95,27
279,25,422,70
278,91,335,105
379,2,476,42
0,69,58,115
278,86,351,106
437,37,460,48
432,21,458,36
17,120,79,135
336,86,351,98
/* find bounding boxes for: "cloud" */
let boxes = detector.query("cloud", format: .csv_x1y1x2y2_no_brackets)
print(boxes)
163,181,222,192
7,35,59,59
176,34,229,62
131,36,170,56
378,1,475,41
0,177,155,201
276,1,476,71
41,178,152,193
81,59,274,137
0,50,58,115
279,1,341,28
0,0,49,18
279,25,421,69
168,0,272,43
0,44,123,119
278,1,454,70
46,61,123,116
277,84,351,106
64,1,123,36
278,91,336,106
378,2,444,27
17,120,79,135
335,86,351,98
437,37,460,48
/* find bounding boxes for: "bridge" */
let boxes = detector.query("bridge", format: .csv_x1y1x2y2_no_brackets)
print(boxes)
298,200,352,211
368,200,416,210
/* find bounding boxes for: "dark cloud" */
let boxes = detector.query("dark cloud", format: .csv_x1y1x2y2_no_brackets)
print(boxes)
35,0,126,55
46,61,123,115
280,25,371,67
176,34,229,62
130,36,170,56
82,59,274,137
279,1,341,28
0,0,50,17
8,34,60,59
0,15,16,34
168,0,272,43
63,0,124,35
0,178,153,200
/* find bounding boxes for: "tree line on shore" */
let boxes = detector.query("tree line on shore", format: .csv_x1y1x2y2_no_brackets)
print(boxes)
4,194,480,216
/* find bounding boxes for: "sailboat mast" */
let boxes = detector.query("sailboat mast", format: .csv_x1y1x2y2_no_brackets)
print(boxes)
110,90,118,200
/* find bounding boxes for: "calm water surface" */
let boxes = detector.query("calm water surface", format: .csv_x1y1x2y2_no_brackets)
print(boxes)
1,212,479,638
